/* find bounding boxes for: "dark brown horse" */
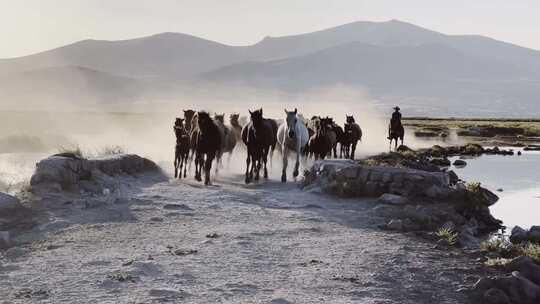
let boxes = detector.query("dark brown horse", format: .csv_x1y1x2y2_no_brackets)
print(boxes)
344,115,363,159
173,118,190,179
214,113,237,169
241,109,277,184
190,111,222,185
388,118,404,150
308,117,333,160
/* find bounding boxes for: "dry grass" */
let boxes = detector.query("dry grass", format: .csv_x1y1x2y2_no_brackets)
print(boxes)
57,145,83,158
436,227,458,246
520,243,540,263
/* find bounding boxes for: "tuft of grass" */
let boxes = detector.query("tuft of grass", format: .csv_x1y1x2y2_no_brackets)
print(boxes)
436,227,458,246
480,236,510,252
57,145,83,158
519,243,540,263
99,145,126,156
484,257,512,267
466,181,482,194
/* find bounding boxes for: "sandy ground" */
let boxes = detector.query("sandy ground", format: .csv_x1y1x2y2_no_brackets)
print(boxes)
0,164,487,304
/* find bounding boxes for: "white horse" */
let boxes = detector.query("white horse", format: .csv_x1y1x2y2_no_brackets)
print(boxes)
277,108,309,182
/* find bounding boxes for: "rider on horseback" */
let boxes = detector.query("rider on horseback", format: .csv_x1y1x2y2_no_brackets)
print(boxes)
388,106,402,140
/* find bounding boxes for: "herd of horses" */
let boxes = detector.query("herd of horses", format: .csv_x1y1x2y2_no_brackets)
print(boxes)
174,108,404,185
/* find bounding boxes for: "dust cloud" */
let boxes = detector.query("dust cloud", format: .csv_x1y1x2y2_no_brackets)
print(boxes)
0,83,442,189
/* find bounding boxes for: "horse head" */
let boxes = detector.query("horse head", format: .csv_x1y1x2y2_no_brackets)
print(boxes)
175,117,184,127
196,111,213,129
284,108,298,139
214,113,225,124
346,115,355,124
230,113,240,123
249,108,264,127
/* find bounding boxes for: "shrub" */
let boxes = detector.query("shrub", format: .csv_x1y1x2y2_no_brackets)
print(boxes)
520,243,540,263
484,257,512,267
436,227,458,246
99,145,126,156
466,181,482,193
57,145,83,158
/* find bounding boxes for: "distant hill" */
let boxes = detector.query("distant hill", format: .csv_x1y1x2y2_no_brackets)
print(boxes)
1,20,539,116
0,66,144,107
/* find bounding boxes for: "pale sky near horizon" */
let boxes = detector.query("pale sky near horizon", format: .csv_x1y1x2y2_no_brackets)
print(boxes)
0,0,539,58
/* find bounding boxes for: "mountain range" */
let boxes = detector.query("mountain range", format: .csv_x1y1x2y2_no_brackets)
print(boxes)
1,20,539,116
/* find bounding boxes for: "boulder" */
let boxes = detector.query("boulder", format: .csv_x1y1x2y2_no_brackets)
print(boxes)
509,226,528,244
30,154,160,193
453,159,467,167
456,229,481,249
483,288,511,304
507,256,540,286
0,192,21,210
377,193,408,206
528,226,540,243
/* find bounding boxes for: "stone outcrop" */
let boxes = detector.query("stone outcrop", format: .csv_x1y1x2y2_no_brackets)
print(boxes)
303,160,452,199
30,154,161,194
510,226,540,244
302,159,502,246
0,192,22,211
472,257,540,304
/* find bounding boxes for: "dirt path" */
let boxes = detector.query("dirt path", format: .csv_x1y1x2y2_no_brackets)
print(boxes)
0,174,481,303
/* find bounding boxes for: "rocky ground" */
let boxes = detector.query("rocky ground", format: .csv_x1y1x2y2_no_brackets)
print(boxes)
0,153,501,304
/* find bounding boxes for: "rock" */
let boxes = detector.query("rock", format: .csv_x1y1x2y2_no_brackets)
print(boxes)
483,288,511,304
528,226,540,243
30,154,160,193
403,205,432,228
510,226,528,244
4,246,30,259
0,192,21,210
0,231,10,249
377,193,408,206
448,170,459,185
517,151,522,155
387,219,403,231
453,159,467,167
507,256,540,286
402,218,421,231
457,229,480,249
430,158,451,167
468,187,499,207
511,271,540,303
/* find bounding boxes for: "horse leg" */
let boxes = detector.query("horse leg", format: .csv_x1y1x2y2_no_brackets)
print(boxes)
333,144,337,158
245,152,251,184
263,148,269,179
293,148,300,179
254,156,261,181
205,152,215,186
195,153,202,182
183,154,188,178
351,142,357,160
281,147,289,183
174,149,179,179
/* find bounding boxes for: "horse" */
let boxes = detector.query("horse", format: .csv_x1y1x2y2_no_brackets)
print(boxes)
214,113,237,168
388,118,404,150
173,118,190,179
229,113,243,142
344,115,363,160
308,117,333,160
183,109,196,133
190,111,222,185
277,108,309,182
241,108,277,184
323,117,339,158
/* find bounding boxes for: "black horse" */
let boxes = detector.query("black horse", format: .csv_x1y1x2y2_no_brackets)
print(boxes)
173,118,190,179
190,111,222,185
344,115,363,159
326,117,345,158
241,108,277,184
308,117,333,160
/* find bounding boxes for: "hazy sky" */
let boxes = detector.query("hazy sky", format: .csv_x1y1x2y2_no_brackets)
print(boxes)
1,0,539,58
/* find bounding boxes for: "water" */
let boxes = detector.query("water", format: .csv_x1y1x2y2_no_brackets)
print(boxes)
449,149,540,229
